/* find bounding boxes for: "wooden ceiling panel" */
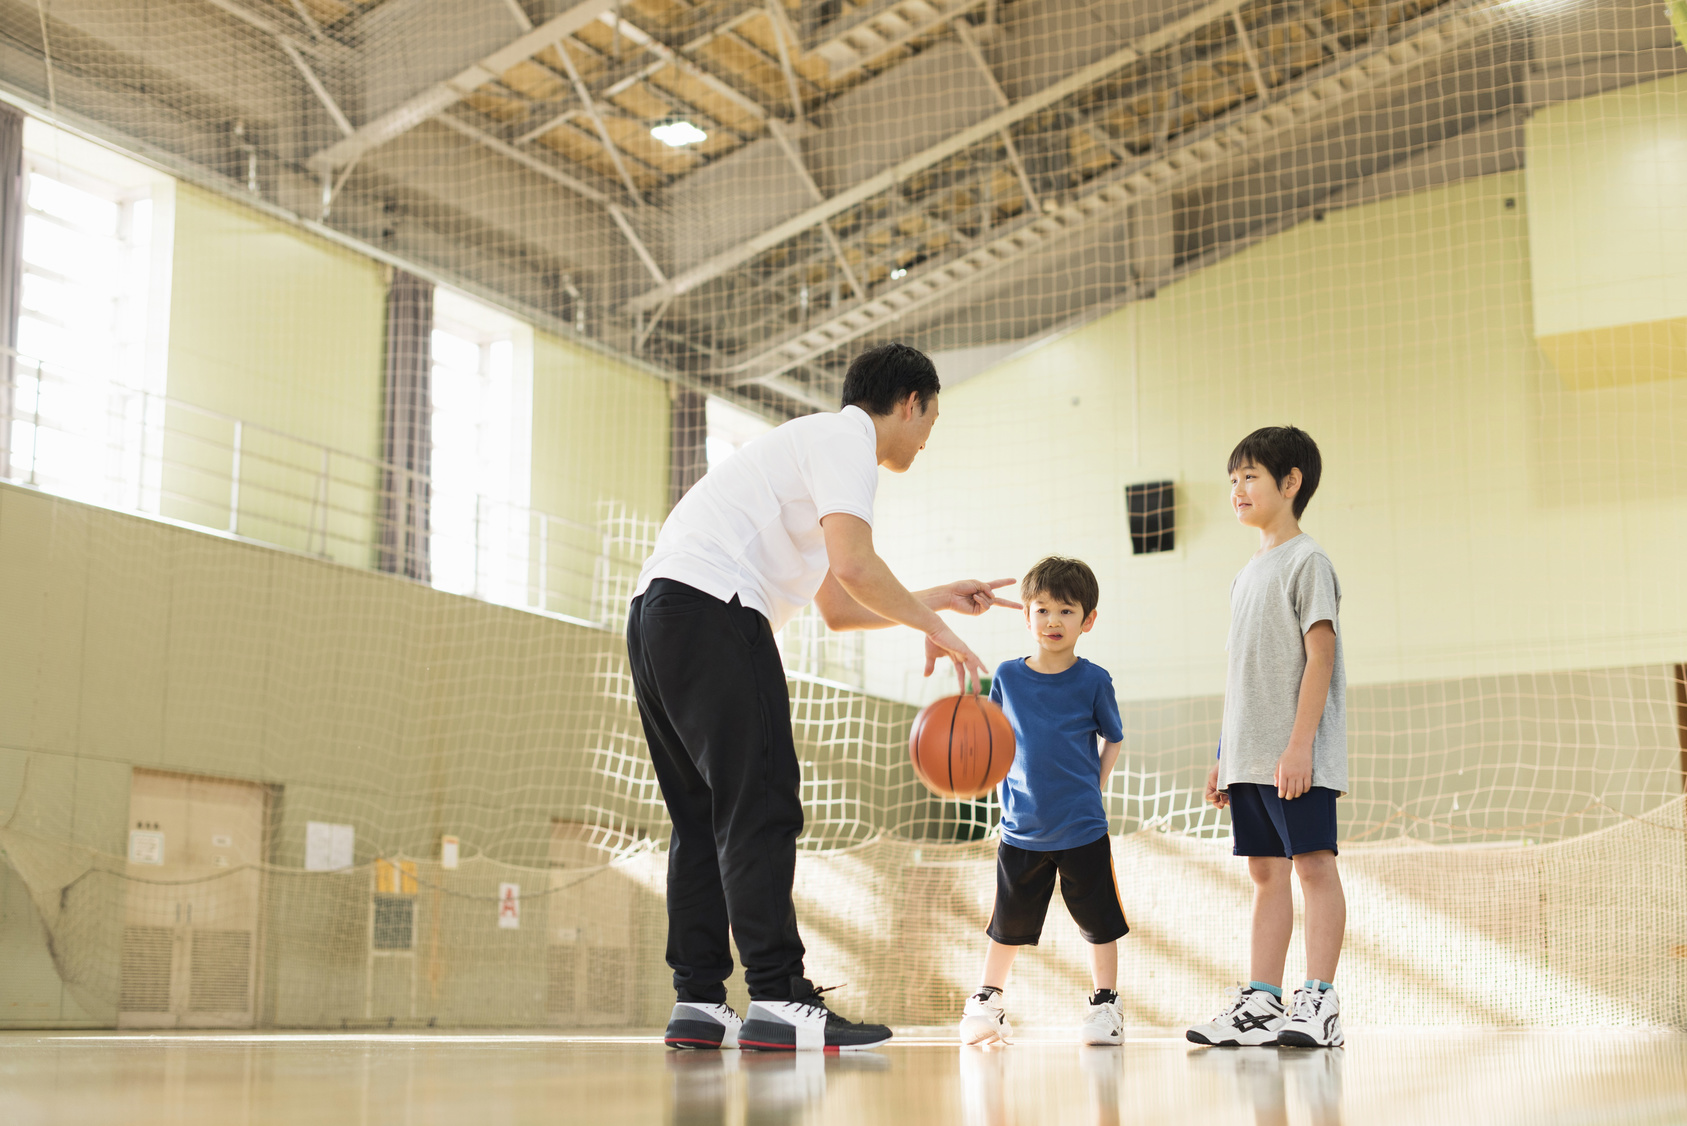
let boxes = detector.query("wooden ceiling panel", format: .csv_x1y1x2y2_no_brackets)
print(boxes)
539,124,666,189
539,40,610,85
609,83,676,121
650,69,768,135
735,13,831,89
604,115,700,175
463,90,529,122
695,37,790,104
499,59,569,101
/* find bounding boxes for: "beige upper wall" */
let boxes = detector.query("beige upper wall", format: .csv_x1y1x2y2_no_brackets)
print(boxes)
529,331,670,618
166,182,388,453
1525,74,1687,390
159,184,673,585
1526,73,1687,337
867,167,1687,705
162,184,388,563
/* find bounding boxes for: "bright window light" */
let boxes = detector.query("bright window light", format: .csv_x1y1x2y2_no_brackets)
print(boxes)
705,396,772,471
891,267,908,279
650,119,707,148
429,289,533,605
11,158,166,511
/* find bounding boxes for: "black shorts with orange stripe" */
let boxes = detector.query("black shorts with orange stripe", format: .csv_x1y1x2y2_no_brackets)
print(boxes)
986,832,1129,946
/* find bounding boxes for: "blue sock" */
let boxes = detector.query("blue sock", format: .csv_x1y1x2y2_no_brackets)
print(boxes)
1304,979,1333,992
1247,981,1282,999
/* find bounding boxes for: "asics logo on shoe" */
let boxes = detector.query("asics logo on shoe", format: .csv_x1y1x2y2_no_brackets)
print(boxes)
1323,1014,1338,1038
1232,1012,1279,1033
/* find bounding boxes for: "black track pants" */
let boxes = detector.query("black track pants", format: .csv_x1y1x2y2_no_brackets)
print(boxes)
626,578,807,1003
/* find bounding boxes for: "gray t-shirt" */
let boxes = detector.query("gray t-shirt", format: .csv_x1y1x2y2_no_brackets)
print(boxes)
1218,533,1348,795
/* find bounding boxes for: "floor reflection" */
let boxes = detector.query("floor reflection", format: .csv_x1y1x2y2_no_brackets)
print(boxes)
0,1030,1682,1126
1186,1046,1344,1126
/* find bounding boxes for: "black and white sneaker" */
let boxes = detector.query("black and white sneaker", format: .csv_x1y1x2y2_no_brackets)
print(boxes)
1186,986,1287,1047
664,1001,742,1050
738,979,892,1052
1277,986,1343,1047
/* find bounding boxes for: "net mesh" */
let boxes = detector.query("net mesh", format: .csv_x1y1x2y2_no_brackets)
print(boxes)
0,0,1682,1032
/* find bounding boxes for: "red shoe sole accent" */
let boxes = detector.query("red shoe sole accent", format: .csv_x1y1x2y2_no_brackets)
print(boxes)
737,1040,843,1053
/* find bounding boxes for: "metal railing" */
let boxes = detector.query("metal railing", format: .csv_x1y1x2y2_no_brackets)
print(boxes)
0,350,650,628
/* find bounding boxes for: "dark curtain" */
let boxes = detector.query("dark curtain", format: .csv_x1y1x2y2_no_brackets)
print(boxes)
379,270,433,580
0,105,24,481
669,387,707,508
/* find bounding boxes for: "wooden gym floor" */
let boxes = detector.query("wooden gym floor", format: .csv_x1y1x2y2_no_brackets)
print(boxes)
0,1029,1682,1124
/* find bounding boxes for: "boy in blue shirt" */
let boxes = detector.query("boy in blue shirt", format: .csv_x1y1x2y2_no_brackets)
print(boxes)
957,556,1129,1047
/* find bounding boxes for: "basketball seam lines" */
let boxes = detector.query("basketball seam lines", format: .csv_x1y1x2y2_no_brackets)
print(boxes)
945,695,961,797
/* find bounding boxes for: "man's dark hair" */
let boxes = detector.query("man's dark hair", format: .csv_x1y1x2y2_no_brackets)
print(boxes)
1021,556,1101,620
1227,426,1323,519
840,342,940,415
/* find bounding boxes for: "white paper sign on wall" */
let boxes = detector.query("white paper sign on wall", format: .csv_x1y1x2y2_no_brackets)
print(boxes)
497,882,520,929
304,821,355,871
128,829,165,866
441,835,459,870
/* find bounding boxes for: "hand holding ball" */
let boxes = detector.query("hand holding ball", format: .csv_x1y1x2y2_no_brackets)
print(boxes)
909,694,1016,799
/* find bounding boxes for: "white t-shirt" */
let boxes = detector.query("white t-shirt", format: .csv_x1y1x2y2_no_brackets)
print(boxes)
633,406,879,632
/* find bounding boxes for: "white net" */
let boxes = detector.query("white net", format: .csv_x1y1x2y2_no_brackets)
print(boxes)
0,0,1682,1032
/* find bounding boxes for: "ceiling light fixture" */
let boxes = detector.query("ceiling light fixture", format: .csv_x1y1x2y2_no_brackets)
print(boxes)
650,119,707,147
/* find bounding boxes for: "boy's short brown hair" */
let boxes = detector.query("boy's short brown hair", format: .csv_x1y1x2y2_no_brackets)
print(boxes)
1020,556,1100,619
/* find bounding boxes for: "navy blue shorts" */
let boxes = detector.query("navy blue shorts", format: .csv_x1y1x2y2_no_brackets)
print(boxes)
1226,783,1340,858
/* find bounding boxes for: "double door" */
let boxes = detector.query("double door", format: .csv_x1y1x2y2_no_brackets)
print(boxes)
119,769,268,1028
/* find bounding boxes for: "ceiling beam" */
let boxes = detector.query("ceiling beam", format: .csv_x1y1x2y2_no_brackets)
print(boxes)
726,0,1513,386
555,39,646,205
306,0,622,176
625,0,1249,314
435,113,616,205
953,22,1039,213
598,10,776,125
812,0,986,80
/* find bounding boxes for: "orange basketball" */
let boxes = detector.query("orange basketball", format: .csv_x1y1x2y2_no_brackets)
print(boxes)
909,694,1017,799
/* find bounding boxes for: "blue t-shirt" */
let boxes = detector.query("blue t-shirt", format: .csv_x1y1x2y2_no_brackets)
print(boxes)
990,657,1125,851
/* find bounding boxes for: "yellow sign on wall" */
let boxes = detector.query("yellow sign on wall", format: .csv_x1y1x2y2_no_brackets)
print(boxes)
375,858,418,895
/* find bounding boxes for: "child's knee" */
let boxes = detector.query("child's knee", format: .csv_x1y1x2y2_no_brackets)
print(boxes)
1292,850,1339,883
1247,856,1292,885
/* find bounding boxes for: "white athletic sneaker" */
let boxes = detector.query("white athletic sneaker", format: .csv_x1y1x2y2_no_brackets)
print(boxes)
1277,986,1343,1047
1186,986,1287,1047
739,982,892,1051
1079,992,1123,1046
665,1001,742,1050
958,989,1012,1046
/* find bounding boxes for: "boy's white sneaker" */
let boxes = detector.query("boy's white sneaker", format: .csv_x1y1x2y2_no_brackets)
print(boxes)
1079,992,1124,1046
1277,986,1344,1047
958,989,1012,1045
1186,986,1287,1047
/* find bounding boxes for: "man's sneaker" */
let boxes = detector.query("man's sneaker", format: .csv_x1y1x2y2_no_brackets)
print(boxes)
958,989,1012,1045
1186,986,1287,1047
1277,986,1344,1047
739,979,892,1052
664,1001,742,1050
1080,990,1124,1046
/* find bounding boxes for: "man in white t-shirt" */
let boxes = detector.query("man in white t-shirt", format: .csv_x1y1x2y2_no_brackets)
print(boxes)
627,343,1016,1052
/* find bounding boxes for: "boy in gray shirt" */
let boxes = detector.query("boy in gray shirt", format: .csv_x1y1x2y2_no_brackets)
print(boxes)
1187,426,1348,1049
